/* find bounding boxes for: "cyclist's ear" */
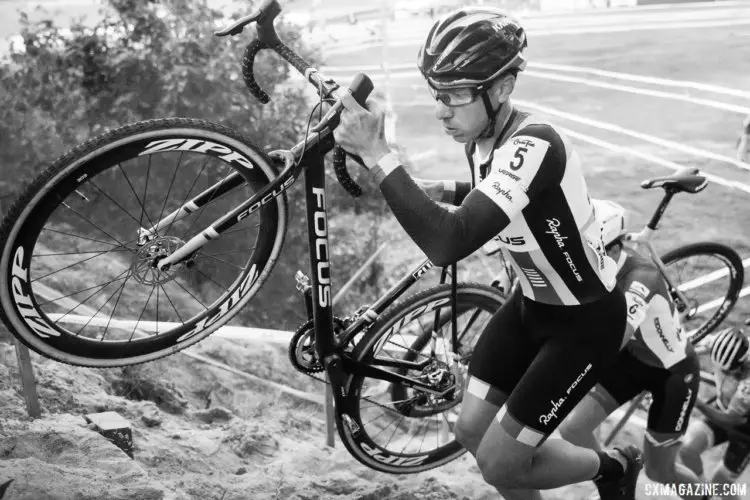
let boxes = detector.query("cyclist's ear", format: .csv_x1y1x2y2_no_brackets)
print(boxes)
491,74,516,104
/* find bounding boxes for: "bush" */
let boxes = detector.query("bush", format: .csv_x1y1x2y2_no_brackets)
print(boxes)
0,0,390,331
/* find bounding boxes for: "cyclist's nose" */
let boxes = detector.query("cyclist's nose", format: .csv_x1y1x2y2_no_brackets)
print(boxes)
435,99,453,120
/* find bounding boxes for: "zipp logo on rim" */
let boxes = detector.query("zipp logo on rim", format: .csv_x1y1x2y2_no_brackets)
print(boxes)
360,442,429,467
139,139,256,171
10,247,60,339
177,263,258,343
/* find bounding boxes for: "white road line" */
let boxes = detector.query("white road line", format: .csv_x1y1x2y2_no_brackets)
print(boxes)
696,285,750,315
554,125,750,194
530,62,750,100
525,69,750,115
323,19,750,55
393,100,750,194
678,258,750,292
514,99,750,175
323,62,750,102
390,98,750,188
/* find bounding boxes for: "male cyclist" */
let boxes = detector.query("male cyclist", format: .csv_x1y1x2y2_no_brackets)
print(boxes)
334,6,642,500
737,115,750,163
558,199,703,499
679,328,750,500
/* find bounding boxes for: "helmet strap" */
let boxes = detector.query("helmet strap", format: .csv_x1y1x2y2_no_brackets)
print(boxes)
477,90,499,140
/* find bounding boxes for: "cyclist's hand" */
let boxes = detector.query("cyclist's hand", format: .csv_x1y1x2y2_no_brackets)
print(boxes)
334,93,391,168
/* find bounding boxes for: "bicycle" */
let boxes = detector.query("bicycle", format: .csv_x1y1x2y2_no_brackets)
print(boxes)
0,0,508,474
484,166,745,347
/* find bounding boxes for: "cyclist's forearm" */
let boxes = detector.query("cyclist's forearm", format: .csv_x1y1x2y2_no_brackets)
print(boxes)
377,167,510,267
412,178,471,205
697,402,746,426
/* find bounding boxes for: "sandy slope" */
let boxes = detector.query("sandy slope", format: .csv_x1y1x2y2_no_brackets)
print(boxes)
1,330,748,500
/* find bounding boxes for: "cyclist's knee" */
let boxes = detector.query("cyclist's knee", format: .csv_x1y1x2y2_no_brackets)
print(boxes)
455,387,506,455
476,449,531,488
475,432,534,487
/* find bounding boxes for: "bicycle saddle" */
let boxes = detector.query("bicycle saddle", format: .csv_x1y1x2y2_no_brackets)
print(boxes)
640,167,707,193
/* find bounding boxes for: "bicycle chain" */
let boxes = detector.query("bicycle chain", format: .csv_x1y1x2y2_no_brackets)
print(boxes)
288,317,347,375
288,318,421,415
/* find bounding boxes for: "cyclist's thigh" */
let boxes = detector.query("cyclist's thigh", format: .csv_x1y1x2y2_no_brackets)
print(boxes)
459,290,534,447
645,353,700,446
560,351,644,439
594,349,648,411
499,289,627,444
457,392,505,454
466,288,536,404
556,387,611,445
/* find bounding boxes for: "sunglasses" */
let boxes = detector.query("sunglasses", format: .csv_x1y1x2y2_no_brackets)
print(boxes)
428,85,481,107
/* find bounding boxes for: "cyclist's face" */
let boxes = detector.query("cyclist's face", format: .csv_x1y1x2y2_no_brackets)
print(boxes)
432,87,488,144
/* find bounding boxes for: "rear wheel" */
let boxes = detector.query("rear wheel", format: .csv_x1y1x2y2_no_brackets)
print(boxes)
661,242,744,344
0,118,287,367
336,283,504,473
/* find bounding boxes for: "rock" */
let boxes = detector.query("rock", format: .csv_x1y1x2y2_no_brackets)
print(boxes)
223,421,279,458
0,415,166,500
107,367,188,415
191,406,234,424
235,467,247,475
139,402,163,427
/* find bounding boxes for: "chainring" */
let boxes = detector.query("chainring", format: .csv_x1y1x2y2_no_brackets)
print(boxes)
288,317,346,375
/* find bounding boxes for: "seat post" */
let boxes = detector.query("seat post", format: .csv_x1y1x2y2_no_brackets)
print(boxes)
647,188,675,230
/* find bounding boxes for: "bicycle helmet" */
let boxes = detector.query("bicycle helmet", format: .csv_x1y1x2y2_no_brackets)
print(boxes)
592,199,628,249
711,328,749,371
417,7,528,137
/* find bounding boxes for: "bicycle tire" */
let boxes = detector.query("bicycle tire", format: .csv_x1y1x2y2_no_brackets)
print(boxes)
0,118,288,367
661,241,744,345
336,283,504,474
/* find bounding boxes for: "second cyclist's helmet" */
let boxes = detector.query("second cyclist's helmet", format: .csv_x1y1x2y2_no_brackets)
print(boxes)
417,7,528,90
711,328,750,371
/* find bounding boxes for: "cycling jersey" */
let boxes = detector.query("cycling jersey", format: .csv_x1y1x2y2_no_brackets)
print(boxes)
586,248,699,443
617,249,689,369
374,111,628,446
376,112,617,306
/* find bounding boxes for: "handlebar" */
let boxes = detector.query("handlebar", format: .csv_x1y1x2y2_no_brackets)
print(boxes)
215,0,371,197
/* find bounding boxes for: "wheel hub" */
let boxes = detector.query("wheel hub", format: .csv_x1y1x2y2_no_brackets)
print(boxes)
132,236,187,285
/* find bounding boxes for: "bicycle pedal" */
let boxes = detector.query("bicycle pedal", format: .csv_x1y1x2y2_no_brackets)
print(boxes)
295,271,311,293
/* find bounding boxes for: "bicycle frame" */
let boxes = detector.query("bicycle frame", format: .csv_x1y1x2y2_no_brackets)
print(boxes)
302,151,466,408
623,187,701,323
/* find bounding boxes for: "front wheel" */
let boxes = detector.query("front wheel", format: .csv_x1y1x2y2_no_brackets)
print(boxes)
0,118,287,367
661,241,744,344
336,283,504,474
